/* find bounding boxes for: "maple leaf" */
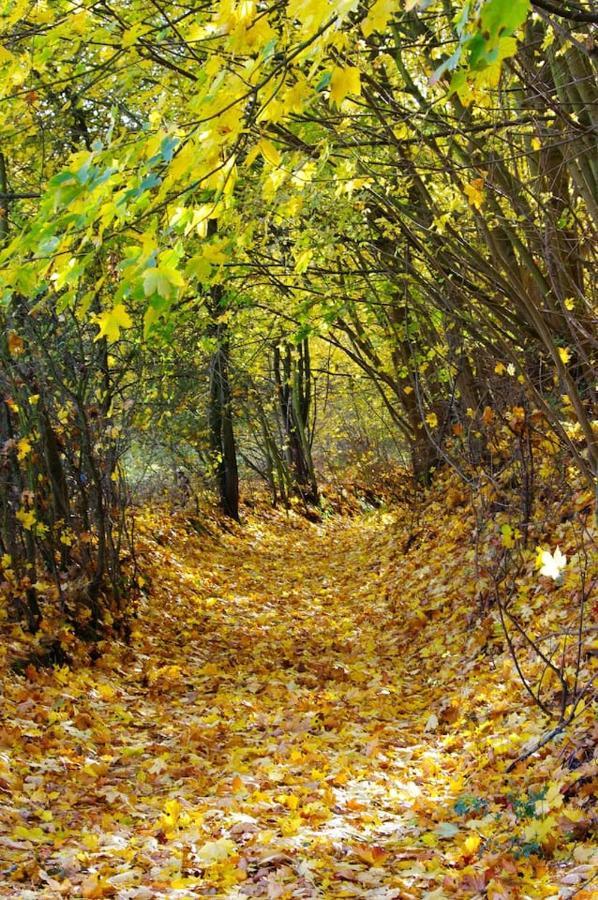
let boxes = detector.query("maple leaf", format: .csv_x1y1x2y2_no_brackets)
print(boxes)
16,437,33,460
361,0,395,37
16,507,36,529
537,546,567,580
121,22,148,47
523,814,556,844
463,833,481,855
143,264,185,299
95,303,133,342
195,837,236,865
330,67,361,106
353,844,390,866
464,178,485,210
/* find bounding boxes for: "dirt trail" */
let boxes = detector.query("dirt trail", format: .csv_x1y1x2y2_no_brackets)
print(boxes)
0,507,594,897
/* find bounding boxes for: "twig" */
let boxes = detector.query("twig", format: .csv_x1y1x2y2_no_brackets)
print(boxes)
506,722,566,772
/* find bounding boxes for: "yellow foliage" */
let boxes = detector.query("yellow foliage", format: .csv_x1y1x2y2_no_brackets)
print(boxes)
464,178,485,210
95,304,133,342
330,66,361,106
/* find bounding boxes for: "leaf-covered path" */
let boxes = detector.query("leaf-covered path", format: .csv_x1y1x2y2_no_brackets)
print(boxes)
0,503,595,898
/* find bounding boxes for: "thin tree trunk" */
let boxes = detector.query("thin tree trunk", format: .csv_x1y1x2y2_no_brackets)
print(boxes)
208,306,240,521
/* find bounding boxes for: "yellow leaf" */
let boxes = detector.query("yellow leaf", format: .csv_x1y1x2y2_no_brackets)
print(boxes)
143,265,184,298
421,831,438,847
463,833,481,855
501,524,516,548
13,825,48,842
196,837,236,865
558,347,570,364
523,815,556,844
294,248,312,273
81,832,100,851
425,411,438,428
170,876,200,890
95,304,133,342
121,23,147,48
275,792,299,810
279,814,301,836
464,178,484,210
81,875,114,898
244,143,261,168
330,66,361,106
535,782,564,815
259,139,281,167
361,0,394,37
97,683,116,700
203,243,228,264
16,508,36,530
17,437,33,461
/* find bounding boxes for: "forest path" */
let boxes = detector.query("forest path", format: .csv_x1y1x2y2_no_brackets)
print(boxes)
1,508,443,898
0,505,589,897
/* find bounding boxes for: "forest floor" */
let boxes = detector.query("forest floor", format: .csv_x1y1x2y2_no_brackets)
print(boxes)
0,481,596,898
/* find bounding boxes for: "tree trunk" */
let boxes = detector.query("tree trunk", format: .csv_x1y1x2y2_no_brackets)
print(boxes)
273,340,319,505
208,305,240,521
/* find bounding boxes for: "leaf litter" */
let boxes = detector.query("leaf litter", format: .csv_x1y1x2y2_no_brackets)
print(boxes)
0,475,596,898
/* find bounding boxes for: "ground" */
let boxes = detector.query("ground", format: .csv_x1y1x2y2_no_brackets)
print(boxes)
0,490,596,898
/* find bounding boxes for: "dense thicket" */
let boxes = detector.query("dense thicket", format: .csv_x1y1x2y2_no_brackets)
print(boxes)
0,0,596,634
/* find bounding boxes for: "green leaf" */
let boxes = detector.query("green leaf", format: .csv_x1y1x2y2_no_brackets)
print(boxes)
143,267,172,299
481,0,530,39
142,264,185,300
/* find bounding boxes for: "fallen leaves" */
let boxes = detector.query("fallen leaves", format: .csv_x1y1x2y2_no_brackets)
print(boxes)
0,478,595,897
